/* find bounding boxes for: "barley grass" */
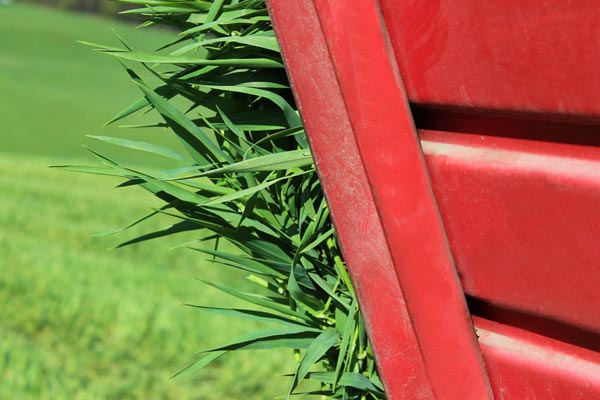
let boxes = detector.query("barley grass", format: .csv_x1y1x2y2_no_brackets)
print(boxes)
68,0,385,398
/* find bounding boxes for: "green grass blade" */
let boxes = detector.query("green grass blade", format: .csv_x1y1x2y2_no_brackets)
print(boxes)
92,208,162,237
133,80,230,164
172,351,227,378
200,280,305,319
195,82,300,127
287,265,324,314
87,135,188,162
51,165,128,177
190,248,288,279
116,220,200,248
199,170,313,208
174,35,280,55
171,150,312,180
334,299,357,388
309,273,350,312
289,328,338,395
206,110,288,132
105,51,284,68
200,328,320,353
184,305,309,327
180,17,270,37
304,372,385,395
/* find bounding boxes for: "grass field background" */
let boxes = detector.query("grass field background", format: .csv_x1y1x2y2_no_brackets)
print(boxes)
0,3,293,399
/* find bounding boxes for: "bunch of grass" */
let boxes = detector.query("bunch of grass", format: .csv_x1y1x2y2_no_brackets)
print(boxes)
61,0,385,398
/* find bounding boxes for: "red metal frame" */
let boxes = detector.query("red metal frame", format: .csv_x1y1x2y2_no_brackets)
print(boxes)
267,2,431,397
268,0,600,398
267,1,432,397
268,1,491,398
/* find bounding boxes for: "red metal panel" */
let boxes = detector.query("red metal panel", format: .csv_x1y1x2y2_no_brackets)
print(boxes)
422,130,600,335
268,1,434,398
270,0,493,398
474,317,600,399
379,0,600,122
270,0,600,398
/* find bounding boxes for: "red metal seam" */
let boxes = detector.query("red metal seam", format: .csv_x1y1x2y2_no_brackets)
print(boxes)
267,1,434,398
311,1,493,398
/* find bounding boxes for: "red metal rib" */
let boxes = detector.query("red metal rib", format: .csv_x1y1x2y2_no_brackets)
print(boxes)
268,1,433,398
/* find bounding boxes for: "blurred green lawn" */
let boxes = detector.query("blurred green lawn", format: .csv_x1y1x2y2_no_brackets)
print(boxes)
0,3,292,399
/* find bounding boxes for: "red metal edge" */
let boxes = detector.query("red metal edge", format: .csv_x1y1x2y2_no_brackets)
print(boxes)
267,1,433,398
268,0,493,398
474,316,600,399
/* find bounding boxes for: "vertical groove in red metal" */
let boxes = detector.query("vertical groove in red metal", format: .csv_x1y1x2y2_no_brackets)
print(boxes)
267,1,434,398
307,0,493,398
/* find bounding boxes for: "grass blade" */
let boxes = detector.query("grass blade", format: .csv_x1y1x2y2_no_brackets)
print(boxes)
289,328,338,395
88,135,188,162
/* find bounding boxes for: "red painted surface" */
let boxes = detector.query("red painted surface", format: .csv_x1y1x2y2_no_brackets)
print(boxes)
269,0,492,398
475,317,600,399
268,1,434,398
269,0,600,398
311,1,492,399
379,0,600,122
422,131,600,335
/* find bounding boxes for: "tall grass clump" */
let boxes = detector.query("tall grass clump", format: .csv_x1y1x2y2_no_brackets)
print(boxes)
60,0,385,398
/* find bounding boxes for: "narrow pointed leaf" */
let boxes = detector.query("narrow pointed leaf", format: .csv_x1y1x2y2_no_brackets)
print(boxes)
334,299,358,387
289,328,338,395
194,83,301,127
116,220,200,248
200,280,305,319
190,248,288,278
288,265,324,313
201,327,320,353
171,150,313,180
304,372,385,394
172,351,227,378
174,35,280,55
184,305,309,327
88,135,188,161
105,51,284,68
51,165,128,177
133,80,230,164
